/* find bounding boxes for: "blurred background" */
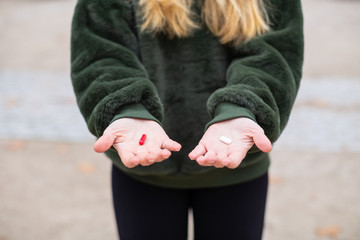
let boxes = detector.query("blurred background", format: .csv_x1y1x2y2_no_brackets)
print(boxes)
0,0,359,239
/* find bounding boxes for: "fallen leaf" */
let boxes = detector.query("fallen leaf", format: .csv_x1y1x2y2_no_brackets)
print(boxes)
77,163,96,174
307,99,329,109
316,225,341,238
269,175,283,185
3,97,19,107
56,143,69,154
5,139,27,151
310,194,318,201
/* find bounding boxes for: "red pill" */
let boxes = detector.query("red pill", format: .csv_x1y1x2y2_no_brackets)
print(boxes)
139,134,147,145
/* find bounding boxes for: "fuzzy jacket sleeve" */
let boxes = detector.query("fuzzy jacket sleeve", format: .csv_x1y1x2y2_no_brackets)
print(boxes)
206,0,304,144
71,0,163,137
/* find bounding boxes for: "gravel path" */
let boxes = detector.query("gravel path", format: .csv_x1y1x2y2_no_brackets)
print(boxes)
1,0,360,239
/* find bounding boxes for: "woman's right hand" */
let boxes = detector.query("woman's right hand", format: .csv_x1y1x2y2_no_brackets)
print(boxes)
93,118,182,168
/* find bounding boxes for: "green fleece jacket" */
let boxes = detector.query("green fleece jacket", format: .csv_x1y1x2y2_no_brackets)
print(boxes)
71,0,304,188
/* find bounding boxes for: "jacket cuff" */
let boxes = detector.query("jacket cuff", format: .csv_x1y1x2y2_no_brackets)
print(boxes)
110,103,162,126
205,102,256,131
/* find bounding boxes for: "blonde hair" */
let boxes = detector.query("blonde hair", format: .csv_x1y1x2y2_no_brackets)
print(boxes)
138,0,270,45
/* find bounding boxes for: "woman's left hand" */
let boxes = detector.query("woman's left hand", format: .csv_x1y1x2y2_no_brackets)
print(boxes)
188,118,272,169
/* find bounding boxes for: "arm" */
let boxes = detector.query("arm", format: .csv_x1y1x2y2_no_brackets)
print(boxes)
71,0,162,137
190,0,304,167
71,0,181,167
207,0,304,143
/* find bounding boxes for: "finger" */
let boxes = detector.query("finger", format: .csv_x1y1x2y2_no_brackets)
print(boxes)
161,138,182,152
160,149,172,160
188,144,207,160
147,148,170,164
227,151,246,169
253,131,272,153
143,149,171,165
140,161,152,167
213,162,225,168
197,157,216,167
196,155,207,166
197,151,217,166
204,151,218,164
118,151,139,168
146,150,159,164
136,150,150,166
217,153,232,167
93,133,115,153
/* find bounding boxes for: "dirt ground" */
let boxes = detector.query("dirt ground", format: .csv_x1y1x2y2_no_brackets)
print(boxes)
0,0,360,239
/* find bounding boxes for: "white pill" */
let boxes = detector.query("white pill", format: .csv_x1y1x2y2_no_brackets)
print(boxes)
219,136,232,145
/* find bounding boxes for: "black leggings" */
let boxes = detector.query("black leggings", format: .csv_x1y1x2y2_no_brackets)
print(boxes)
112,165,268,240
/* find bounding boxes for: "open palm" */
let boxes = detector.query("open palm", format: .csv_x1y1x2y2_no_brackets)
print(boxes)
94,118,181,168
189,118,272,169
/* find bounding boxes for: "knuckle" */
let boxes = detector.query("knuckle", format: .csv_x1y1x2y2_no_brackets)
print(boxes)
124,161,136,168
197,159,206,166
214,164,224,168
147,154,157,162
139,161,151,166
229,161,240,169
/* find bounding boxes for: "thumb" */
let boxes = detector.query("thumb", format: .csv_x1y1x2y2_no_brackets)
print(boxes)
161,138,182,152
253,131,272,153
93,133,115,153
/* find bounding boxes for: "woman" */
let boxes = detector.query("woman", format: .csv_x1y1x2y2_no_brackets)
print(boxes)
71,0,303,239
